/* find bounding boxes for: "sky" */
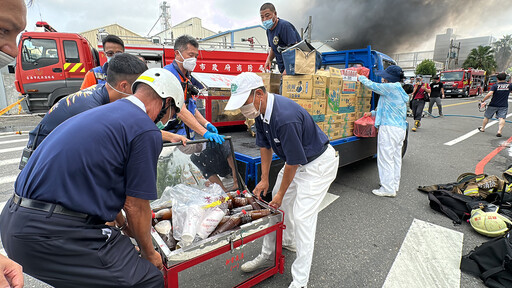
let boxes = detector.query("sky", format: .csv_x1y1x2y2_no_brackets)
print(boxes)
25,0,512,54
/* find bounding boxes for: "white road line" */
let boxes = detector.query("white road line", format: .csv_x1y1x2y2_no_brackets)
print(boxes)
444,112,512,146
0,131,30,137
0,138,27,145
0,158,19,167
383,219,463,288
0,175,17,186
0,146,24,154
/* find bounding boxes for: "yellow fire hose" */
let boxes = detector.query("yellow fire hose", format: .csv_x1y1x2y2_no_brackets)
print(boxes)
0,97,25,116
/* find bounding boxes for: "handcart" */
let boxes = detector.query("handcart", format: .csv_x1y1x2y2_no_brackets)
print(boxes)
151,137,285,288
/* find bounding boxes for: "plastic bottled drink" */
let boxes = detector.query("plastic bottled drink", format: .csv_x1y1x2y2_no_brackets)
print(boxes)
232,197,248,208
155,208,172,220
230,204,253,215
248,209,271,220
211,214,242,236
226,190,241,200
244,193,261,210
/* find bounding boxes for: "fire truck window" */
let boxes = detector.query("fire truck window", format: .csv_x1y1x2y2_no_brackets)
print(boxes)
21,38,59,71
63,40,80,63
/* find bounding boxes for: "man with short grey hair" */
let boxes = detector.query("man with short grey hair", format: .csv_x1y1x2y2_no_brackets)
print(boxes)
163,35,224,144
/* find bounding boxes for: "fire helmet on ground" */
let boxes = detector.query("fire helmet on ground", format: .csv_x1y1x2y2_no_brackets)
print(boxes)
132,68,184,112
470,208,512,237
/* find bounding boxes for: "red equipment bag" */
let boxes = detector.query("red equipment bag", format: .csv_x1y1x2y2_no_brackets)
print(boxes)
354,116,377,137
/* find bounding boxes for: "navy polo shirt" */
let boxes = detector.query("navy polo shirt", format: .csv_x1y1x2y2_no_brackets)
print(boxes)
255,94,328,165
163,61,205,137
489,82,512,107
27,84,110,148
16,99,162,222
266,19,301,73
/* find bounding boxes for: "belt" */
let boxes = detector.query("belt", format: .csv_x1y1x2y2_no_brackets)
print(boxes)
12,194,89,219
307,143,329,164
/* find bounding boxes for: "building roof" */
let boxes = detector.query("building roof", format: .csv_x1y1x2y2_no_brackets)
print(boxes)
200,25,264,41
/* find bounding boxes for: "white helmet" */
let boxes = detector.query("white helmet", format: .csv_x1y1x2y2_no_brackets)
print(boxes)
132,68,184,112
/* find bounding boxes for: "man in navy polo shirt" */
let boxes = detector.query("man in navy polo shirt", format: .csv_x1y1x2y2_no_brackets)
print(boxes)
479,72,512,137
1,68,184,287
22,53,188,169
225,72,339,288
260,3,301,74
163,35,224,144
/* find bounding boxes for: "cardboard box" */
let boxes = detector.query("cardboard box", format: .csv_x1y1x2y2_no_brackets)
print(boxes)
257,73,281,94
340,69,358,81
325,114,344,124
283,75,313,99
340,112,356,122
339,94,356,113
312,114,325,123
312,75,327,99
293,98,327,115
322,121,343,141
342,129,354,138
208,88,231,97
342,81,357,94
326,77,343,114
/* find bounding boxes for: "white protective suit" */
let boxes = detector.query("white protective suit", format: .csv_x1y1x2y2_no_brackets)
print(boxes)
358,76,408,194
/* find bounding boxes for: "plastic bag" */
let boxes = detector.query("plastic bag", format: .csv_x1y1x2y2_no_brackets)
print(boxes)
169,184,227,247
347,65,370,77
354,116,377,137
150,186,174,211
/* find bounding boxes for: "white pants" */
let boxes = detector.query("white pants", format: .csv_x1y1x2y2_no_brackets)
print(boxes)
261,145,339,286
377,126,406,193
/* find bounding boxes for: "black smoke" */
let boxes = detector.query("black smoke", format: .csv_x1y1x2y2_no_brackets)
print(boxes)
292,0,494,54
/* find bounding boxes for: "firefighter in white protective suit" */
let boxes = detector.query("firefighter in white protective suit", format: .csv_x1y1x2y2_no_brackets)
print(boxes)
224,72,339,288
359,65,409,197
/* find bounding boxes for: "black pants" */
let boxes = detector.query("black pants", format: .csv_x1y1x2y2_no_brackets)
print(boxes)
411,99,425,121
0,199,164,288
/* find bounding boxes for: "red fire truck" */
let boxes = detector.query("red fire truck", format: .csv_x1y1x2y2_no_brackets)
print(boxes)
15,26,267,126
439,68,485,97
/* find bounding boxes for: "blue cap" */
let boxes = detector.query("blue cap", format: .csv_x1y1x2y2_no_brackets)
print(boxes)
375,65,403,83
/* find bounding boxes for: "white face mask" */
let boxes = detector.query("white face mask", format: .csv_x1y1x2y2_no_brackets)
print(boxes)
0,51,15,69
240,92,262,119
107,82,131,97
177,50,197,72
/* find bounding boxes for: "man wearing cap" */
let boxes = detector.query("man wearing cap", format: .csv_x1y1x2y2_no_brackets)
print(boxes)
428,76,444,117
1,68,183,287
226,72,339,288
478,72,512,137
359,65,408,197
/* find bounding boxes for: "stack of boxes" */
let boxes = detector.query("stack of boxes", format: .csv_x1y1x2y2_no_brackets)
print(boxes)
355,83,373,119
276,67,372,141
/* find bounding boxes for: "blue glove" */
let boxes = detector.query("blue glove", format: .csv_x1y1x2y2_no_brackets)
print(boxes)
203,131,225,144
206,123,218,133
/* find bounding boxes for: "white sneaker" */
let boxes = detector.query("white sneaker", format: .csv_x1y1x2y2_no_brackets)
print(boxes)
283,243,297,252
288,282,307,288
241,254,272,272
372,189,396,198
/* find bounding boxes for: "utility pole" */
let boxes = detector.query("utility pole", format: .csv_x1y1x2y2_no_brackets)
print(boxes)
446,39,461,69
307,16,312,42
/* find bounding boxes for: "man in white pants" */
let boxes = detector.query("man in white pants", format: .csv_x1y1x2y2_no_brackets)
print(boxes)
224,72,339,288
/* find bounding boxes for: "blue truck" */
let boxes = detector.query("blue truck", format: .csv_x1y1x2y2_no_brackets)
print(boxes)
228,45,408,191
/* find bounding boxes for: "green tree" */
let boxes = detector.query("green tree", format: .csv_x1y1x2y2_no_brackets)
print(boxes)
415,59,436,77
493,35,512,71
462,45,497,75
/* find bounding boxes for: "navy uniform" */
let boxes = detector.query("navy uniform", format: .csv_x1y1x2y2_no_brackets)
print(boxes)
27,84,108,149
163,61,204,139
226,72,339,288
1,96,164,287
266,19,301,73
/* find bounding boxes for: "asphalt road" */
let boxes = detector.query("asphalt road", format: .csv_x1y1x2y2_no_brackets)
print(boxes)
0,95,509,287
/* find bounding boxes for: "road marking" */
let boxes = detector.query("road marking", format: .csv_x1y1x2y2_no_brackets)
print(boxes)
383,219,463,288
426,99,479,111
0,131,30,137
0,158,19,167
0,175,17,186
444,112,512,146
475,135,512,174
0,146,24,154
0,138,27,145
319,192,339,212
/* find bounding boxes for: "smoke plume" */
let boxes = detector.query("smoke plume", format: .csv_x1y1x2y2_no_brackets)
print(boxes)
292,0,498,54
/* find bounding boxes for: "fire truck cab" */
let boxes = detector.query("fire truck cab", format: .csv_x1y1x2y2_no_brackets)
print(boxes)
440,68,485,98
15,32,99,113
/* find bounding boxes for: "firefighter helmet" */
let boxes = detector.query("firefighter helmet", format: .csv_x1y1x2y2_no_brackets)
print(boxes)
470,208,512,237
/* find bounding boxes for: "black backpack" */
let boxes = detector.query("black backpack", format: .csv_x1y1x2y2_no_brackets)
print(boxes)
461,232,512,288
427,190,478,224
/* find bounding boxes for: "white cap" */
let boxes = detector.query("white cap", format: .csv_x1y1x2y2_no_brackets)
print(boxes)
225,72,264,110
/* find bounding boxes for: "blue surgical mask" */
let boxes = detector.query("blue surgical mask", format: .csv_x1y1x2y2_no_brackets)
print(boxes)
156,120,169,130
262,19,274,30
106,56,112,63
